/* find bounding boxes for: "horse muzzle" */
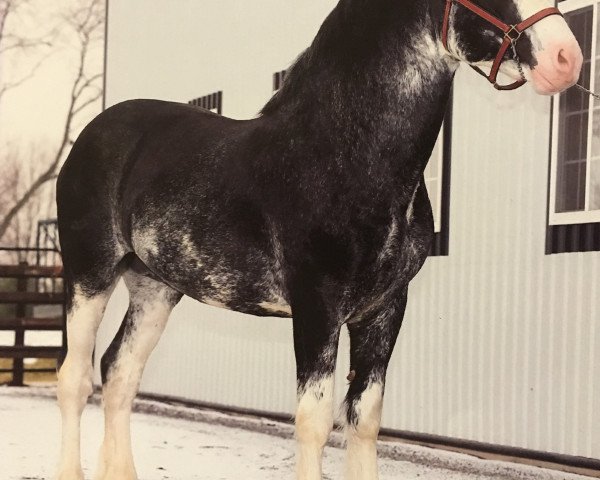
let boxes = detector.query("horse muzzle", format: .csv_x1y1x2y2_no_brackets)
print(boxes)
529,40,583,95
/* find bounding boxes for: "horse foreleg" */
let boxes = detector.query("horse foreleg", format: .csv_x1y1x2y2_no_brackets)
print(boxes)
343,289,407,480
292,292,341,480
296,375,336,480
95,269,181,480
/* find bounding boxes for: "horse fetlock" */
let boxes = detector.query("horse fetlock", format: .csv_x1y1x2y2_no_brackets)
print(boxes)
99,464,137,480
98,471,137,480
55,466,84,480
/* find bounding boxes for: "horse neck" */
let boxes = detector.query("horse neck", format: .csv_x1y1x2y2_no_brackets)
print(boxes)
261,0,457,182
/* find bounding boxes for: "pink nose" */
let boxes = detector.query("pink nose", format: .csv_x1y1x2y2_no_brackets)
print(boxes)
551,43,583,84
531,41,583,94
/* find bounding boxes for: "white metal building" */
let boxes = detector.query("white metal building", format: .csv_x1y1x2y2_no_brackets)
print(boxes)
97,0,600,467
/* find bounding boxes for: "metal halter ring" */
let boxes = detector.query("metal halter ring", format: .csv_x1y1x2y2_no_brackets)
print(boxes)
505,25,522,43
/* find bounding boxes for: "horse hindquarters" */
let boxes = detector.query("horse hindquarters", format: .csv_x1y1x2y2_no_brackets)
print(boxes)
55,130,129,480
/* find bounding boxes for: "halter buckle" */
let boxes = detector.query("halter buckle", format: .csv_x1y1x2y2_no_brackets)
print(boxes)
505,25,522,43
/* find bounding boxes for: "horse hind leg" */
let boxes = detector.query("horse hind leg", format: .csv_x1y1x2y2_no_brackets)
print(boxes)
94,260,182,480
56,266,121,480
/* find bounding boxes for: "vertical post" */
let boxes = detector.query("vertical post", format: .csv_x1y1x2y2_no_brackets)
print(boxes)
36,223,42,266
10,261,27,386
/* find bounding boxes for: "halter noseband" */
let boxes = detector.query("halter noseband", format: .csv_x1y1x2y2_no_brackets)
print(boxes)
442,0,562,90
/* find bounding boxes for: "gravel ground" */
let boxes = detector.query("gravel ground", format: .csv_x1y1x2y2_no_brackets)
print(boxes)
1,387,595,480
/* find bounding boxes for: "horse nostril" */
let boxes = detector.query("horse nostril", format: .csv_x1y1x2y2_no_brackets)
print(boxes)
557,49,572,71
554,46,582,79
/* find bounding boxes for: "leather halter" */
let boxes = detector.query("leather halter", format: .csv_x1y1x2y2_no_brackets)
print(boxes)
442,0,562,90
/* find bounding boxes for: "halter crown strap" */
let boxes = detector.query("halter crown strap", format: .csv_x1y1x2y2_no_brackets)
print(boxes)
442,0,562,90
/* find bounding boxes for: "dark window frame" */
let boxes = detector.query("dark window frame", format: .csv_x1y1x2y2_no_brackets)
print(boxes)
546,0,600,254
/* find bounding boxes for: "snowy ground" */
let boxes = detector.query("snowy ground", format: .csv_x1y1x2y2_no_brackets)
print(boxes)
1,387,595,480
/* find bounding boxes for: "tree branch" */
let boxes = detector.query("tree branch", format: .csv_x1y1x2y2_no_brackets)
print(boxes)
71,89,102,117
74,72,102,98
0,54,48,103
0,0,105,242
0,37,52,54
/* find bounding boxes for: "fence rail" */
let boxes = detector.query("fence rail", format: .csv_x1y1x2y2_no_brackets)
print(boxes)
0,246,65,386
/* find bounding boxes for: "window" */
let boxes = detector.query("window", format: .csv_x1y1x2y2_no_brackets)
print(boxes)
189,91,222,114
550,0,600,224
547,0,600,253
272,70,452,255
425,128,444,234
428,103,453,257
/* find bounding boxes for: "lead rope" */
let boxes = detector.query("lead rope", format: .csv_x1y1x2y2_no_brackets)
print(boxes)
510,40,600,100
573,83,600,100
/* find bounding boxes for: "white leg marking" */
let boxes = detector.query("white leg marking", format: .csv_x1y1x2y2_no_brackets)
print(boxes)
95,274,177,480
56,288,112,480
295,375,335,480
345,382,384,480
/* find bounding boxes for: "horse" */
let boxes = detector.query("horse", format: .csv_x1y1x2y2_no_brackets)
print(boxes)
54,0,582,479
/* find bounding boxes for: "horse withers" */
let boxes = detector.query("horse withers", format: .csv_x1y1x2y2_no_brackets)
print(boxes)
55,1,582,479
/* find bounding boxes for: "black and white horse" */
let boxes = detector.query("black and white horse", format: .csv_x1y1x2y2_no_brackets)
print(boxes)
55,0,581,479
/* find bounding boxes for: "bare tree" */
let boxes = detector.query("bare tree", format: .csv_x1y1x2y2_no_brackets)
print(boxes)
0,148,49,263
0,0,54,105
0,0,105,242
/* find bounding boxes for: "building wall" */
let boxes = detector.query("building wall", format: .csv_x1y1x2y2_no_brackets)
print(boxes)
98,0,600,460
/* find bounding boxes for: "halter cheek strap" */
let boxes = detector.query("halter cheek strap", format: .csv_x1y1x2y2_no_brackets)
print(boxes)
442,0,562,90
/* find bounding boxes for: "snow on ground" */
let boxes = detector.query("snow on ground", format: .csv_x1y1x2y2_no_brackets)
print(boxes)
1,387,594,480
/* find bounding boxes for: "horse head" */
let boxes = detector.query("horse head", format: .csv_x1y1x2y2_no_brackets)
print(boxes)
441,0,583,94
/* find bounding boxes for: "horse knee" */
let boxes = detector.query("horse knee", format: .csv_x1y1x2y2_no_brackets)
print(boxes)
345,382,384,443
295,376,334,447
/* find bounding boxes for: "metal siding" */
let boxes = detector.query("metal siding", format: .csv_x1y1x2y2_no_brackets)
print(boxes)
99,1,600,460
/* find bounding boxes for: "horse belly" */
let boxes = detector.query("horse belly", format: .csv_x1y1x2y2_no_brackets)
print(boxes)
131,225,292,318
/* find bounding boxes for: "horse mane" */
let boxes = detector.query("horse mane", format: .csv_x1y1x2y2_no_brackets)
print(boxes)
260,0,439,117
259,2,347,116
